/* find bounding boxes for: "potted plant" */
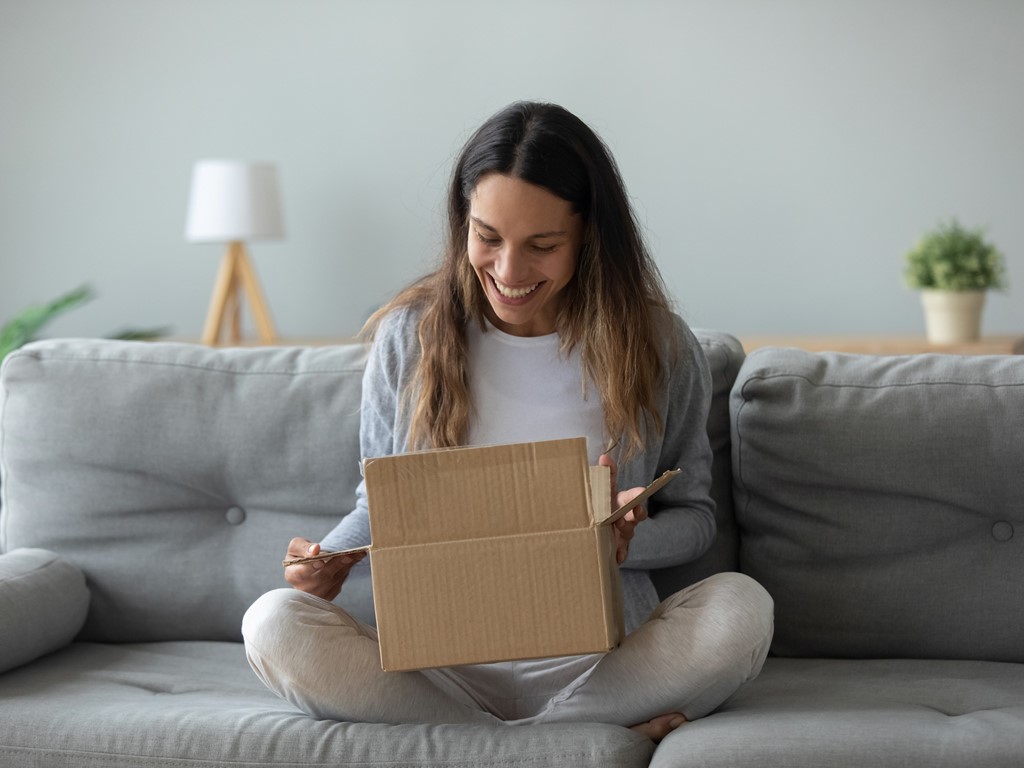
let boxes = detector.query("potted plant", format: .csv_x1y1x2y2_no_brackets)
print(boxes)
1,285,169,363
903,219,1007,344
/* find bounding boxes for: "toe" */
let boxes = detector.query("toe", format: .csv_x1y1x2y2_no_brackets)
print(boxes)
629,713,687,742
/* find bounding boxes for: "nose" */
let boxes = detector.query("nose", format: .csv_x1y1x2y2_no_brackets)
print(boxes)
493,244,529,284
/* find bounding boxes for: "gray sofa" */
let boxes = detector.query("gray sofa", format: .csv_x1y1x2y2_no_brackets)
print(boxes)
1,331,1022,767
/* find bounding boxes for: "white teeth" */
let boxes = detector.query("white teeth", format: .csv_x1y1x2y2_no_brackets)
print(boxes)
493,278,539,299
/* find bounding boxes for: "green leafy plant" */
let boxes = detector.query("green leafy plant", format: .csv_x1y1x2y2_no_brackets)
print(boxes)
0,285,170,362
904,219,1007,291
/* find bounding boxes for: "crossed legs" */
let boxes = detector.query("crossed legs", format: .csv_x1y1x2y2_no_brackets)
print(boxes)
242,572,773,729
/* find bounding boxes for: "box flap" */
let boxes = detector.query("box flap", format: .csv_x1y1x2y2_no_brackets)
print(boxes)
589,465,611,523
363,437,592,547
598,468,682,527
281,545,370,568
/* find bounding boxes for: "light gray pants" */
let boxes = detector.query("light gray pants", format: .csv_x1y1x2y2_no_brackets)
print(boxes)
242,571,773,727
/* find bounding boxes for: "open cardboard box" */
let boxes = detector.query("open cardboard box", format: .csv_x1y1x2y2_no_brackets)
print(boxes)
287,437,678,671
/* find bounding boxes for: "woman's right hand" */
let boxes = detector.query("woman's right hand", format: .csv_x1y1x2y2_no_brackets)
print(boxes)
284,537,366,602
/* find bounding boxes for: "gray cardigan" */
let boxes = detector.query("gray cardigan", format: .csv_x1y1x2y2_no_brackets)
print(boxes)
321,307,716,632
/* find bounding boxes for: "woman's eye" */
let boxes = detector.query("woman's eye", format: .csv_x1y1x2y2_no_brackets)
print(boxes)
532,244,558,254
474,230,500,246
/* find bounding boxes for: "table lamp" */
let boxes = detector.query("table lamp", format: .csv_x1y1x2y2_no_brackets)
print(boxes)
185,160,284,345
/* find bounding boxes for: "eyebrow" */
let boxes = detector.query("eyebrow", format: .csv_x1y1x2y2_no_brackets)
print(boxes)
469,216,568,239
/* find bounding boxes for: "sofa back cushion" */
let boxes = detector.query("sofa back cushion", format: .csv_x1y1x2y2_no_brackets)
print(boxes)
1,339,367,642
732,348,1024,662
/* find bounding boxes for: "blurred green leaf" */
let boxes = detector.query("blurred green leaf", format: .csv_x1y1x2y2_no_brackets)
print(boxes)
0,285,95,360
1,285,171,362
109,327,173,342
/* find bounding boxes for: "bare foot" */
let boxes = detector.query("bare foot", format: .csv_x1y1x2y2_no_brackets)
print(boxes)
629,712,688,742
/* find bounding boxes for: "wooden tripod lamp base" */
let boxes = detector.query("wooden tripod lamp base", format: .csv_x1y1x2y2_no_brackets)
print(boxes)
201,241,277,346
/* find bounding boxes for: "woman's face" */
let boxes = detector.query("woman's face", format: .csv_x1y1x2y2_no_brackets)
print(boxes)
467,173,583,337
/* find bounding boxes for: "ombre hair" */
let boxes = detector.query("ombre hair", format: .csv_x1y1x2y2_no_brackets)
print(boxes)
364,101,680,460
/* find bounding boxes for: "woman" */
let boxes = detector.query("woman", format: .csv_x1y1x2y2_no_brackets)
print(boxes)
243,101,773,742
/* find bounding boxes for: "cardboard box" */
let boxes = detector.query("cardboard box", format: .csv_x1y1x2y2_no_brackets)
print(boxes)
361,437,627,672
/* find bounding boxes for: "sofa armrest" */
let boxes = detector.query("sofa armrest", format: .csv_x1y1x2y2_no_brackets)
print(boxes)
0,548,90,673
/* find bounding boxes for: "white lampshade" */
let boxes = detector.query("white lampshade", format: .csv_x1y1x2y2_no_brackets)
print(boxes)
185,160,284,242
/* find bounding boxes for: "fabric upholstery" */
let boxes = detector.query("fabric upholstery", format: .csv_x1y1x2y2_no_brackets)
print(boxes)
0,548,89,673
0,640,654,767
732,348,1024,661
651,656,1024,768
0,339,369,642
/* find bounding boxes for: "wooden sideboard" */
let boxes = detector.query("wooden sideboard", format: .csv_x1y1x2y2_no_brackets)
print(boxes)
168,336,363,347
172,334,1024,356
738,335,1024,356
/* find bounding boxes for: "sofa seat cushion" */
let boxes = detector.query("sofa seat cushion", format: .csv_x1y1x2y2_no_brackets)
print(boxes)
651,657,1024,768
0,641,653,768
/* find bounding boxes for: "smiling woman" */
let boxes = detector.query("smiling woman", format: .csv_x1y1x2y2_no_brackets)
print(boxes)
242,101,774,742
467,174,582,337
363,101,682,459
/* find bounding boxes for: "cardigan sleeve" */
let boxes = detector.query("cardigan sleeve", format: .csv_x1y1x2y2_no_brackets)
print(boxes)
619,316,717,571
318,308,418,552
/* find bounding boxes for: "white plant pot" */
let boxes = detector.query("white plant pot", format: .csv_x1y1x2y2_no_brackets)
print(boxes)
920,289,986,344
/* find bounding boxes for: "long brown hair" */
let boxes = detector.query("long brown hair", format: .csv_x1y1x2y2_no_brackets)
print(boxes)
364,102,679,460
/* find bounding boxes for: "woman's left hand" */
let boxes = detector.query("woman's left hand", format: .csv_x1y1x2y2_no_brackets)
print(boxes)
598,452,648,565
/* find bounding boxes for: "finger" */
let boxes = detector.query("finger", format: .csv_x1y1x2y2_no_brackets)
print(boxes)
616,487,648,521
286,558,340,590
287,537,315,558
285,540,334,580
618,486,645,506
302,541,331,572
284,539,317,582
613,521,633,565
598,451,618,494
614,520,637,545
284,563,316,588
616,536,629,565
323,550,367,577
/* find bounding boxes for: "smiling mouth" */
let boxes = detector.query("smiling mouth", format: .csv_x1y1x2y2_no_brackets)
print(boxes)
491,275,540,299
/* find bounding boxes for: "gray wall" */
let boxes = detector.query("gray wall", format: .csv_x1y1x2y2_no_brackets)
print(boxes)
2,0,1022,341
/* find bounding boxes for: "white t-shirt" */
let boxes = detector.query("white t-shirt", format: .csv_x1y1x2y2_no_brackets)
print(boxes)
466,319,607,463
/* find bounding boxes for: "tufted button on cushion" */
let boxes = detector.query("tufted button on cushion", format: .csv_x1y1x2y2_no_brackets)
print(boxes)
225,506,246,525
991,521,1014,542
